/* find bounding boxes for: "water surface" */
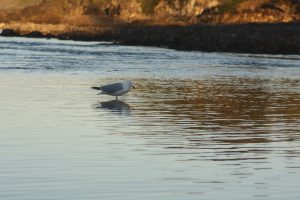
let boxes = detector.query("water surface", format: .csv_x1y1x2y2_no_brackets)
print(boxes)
0,36,300,200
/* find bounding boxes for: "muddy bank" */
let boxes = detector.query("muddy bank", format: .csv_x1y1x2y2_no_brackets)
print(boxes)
2,22,300,55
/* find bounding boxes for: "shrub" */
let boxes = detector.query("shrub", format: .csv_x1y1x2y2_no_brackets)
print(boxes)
140,0,161,14
217,0,247,13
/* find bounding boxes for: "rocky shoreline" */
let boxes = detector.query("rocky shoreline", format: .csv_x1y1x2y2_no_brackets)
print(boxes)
1,22,300,55
1,0,300,54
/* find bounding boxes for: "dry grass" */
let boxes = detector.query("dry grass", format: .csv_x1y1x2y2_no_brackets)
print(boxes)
0,0,42,10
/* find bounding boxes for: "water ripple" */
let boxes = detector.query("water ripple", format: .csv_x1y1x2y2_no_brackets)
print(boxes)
0,36,300,200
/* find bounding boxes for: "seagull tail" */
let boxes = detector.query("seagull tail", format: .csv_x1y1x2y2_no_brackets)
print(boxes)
91,86,101,90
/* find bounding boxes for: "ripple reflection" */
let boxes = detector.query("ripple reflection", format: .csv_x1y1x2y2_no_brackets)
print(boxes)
93,100,131,115
106,77,300,162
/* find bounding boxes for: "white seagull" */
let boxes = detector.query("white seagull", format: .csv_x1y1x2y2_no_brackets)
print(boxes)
91,81,135,101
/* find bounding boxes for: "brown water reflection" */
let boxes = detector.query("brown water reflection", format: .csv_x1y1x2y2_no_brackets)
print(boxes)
120,77,300,155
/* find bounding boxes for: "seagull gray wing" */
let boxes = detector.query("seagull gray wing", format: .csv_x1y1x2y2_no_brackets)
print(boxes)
100,83,124,94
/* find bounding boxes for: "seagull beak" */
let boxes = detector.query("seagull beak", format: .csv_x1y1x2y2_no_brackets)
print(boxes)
131,86,136,89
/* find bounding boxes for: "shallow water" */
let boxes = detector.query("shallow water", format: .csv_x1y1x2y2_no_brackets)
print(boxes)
0,36,300,200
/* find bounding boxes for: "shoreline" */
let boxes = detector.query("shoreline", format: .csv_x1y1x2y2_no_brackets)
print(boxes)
1,22,300,55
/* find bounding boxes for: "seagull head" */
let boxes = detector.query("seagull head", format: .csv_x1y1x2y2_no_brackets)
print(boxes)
127,81,135,89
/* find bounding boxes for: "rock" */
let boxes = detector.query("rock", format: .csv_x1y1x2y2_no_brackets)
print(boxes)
23,31,44,38
0,29,20,36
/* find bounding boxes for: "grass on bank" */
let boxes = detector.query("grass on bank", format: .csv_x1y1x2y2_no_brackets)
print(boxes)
217,0,248,13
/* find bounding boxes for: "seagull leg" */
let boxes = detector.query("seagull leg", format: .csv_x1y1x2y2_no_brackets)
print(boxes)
116,96,118,101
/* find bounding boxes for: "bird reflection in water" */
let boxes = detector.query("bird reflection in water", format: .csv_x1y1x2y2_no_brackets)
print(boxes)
93,100,131,115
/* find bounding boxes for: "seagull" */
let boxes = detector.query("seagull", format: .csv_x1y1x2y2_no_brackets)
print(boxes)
91,81,135,101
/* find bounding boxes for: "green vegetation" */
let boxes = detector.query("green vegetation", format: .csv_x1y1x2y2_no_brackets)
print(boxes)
140,0,161,14
217,0,247,13
140,0,189,15
89,0,110,5
165,0,188,6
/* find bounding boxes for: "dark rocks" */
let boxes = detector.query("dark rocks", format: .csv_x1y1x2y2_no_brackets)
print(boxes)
112,23,300,54
23,31,44,38
1,29,20,36
2,23,300,55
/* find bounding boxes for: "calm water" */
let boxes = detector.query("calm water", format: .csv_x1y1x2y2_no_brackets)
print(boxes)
0,36,300,200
